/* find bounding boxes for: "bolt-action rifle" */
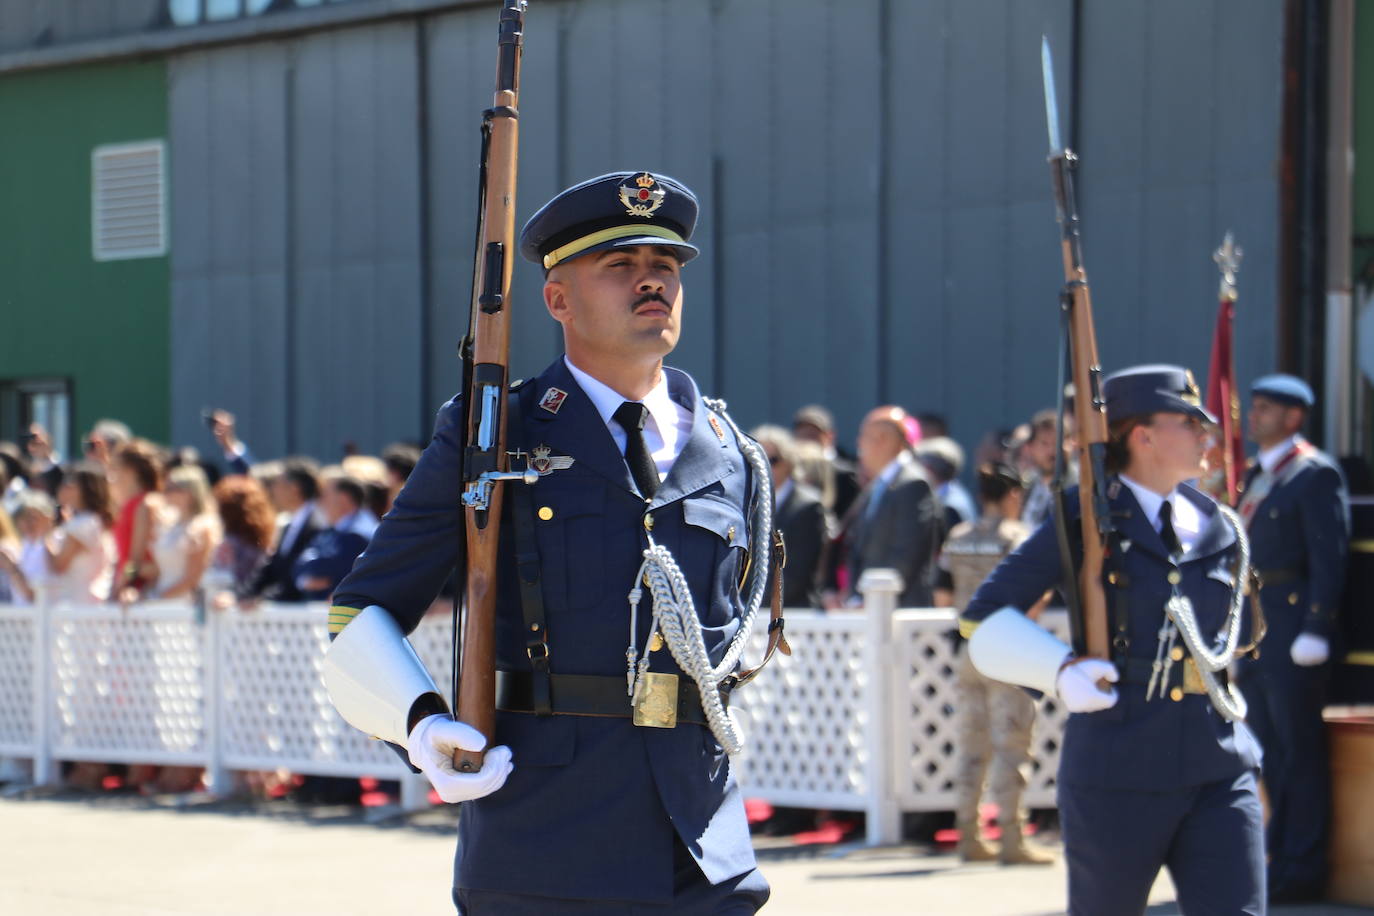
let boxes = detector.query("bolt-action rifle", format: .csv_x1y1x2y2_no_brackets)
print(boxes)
1042,37,1111,660
453,0,533,773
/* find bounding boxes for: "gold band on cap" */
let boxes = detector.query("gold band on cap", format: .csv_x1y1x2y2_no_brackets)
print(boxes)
543,224,687,270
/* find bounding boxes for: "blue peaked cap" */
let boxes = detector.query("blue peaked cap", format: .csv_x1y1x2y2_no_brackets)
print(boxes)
1251,373,1315,408
1102,364,1217,425
519,171,700,271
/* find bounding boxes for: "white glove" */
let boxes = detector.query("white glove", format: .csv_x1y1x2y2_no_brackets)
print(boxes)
406,714,513,803
1055,658,1120,713
1290,633,1329,667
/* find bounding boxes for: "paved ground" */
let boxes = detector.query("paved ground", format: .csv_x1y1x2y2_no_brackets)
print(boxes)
0,790,1365,915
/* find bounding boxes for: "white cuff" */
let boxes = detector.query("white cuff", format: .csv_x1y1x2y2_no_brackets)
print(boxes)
322,605,444,745
967,607,1072,694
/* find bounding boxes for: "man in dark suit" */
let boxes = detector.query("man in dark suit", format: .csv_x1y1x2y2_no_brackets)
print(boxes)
245,457,324,603
753,425,831,608
294,469,373,601
836,405,943,608
1237,374,1349,903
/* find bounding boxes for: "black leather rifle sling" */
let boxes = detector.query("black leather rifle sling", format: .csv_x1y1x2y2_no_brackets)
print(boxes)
505,389,553,716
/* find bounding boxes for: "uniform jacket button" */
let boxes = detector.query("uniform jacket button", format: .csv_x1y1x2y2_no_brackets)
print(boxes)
1170,687,1184,702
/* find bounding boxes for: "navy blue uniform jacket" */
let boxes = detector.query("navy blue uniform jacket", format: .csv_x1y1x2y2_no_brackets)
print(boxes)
962,479,1262,791
332,357,759,904
1240,440,1347,663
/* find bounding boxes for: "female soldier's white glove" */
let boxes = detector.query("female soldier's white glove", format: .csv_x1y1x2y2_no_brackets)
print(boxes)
407,714,514,803
1055,658,1120,713
1289,633,1329,667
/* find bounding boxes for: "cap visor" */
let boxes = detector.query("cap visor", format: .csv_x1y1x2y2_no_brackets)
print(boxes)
568,236,699,265
1159,395,1216,425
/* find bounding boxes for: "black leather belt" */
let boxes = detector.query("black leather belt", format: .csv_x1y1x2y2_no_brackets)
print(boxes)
1257,568,1304,587
495,670,713,726
1117,657,1227,695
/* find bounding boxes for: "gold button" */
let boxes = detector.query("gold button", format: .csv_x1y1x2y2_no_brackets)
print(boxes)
649,632,664,652
1167,570,1181,585
727,525,736,541
1170,687,1184,702
538,506,554,521
1171,646,1185,662
1107,572,1118,585
1289,592,1299,605
643,514,654,531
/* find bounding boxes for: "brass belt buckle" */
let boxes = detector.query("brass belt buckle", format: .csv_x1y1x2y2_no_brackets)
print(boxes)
632,672,679,728
1182,658,1205,695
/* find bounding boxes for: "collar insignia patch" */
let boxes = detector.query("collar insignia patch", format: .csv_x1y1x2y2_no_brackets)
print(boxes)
708,414,726,442
539,387,568,414
619,172,666,218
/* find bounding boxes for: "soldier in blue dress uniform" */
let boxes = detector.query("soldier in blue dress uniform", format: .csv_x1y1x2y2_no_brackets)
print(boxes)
1237,373,1348,903
319,172,773,914
962,365,1266,915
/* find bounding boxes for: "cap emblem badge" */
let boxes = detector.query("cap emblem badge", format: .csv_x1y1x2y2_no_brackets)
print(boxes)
619,172,666,218
1181,370,1202,407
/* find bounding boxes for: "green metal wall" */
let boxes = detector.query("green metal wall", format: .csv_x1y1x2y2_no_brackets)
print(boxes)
0,59,169,444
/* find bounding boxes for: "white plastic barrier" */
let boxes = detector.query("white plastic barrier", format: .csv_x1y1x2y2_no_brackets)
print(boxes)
0,576,1067,838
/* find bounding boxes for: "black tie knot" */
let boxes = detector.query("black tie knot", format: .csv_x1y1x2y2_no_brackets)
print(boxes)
613,401,648,432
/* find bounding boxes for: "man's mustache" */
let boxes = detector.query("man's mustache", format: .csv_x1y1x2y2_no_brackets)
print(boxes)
633,292,669,309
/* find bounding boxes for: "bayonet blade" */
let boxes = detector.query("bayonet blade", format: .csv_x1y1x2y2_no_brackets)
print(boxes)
1042,35,1062,154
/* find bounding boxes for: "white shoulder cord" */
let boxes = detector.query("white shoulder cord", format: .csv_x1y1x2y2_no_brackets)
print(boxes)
1163,503,1251,721
625,399,773,755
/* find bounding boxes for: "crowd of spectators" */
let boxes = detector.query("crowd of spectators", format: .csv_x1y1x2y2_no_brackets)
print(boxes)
0,402,1073,621
0,415,421,616
755,402,1075,617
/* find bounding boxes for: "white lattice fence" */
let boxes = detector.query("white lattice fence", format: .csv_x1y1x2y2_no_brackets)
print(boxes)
890,609,1070,811
216,607,454,778
0,606,37,756
0,595,1073,834
731,611,867,809
48,603,207,765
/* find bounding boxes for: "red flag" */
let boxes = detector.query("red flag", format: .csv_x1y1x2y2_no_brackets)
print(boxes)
1206,234,1244,504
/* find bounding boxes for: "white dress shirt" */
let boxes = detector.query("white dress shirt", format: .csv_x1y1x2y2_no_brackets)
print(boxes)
774,479,795,513
278,502,321,556
1257,434,1300,475
1118,474,1203,554
864,451,911,520
564,356,694,480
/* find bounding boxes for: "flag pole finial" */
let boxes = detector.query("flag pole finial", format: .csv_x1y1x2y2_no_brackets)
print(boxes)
1214,231,1243,302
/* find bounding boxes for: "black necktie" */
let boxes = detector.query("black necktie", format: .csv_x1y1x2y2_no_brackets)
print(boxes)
1158,500,1182,556
613,401,659,498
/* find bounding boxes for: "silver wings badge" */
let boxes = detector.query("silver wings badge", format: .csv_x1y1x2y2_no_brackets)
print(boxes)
531,444,575,476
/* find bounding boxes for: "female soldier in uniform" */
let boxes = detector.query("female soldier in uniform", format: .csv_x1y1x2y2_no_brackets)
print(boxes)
960,365,1265,915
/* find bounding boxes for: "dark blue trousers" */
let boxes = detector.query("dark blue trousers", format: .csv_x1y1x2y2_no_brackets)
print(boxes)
1239,662,1331,894
1058,770,1265,915
453,836,769,915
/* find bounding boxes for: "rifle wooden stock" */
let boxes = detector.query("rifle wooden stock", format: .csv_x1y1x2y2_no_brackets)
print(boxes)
455,0,527,774
1051,150,1111,661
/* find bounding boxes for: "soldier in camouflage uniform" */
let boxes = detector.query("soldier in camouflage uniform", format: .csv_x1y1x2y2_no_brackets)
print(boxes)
943,462,1054,865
